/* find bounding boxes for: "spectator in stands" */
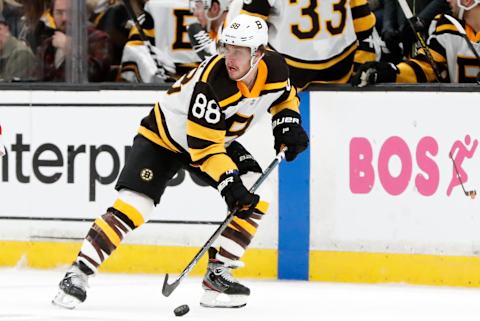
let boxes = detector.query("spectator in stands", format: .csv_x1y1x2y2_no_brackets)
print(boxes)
89,0,132,78
36,0,113,81
17,0,54,55
0,0,23,37
0,12,36,81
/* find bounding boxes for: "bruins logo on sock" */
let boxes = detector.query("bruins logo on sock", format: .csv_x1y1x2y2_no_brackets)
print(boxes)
140,168,154,181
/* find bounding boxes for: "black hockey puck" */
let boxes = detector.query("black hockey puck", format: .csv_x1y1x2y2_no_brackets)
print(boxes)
174,304,189,317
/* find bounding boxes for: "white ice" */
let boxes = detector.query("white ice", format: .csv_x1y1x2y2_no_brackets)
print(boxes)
1,268,480,321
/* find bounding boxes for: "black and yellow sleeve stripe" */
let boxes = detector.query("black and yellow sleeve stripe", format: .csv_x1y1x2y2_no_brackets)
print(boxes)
351,0,376,40
396,31,448,83
125,11,156,46
269,85,300,116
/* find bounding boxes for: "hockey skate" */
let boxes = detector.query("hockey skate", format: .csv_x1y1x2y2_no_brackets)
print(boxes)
52,264,89,309
200,248,250,308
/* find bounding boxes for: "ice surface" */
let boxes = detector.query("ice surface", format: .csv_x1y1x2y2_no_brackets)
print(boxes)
0,268,479,321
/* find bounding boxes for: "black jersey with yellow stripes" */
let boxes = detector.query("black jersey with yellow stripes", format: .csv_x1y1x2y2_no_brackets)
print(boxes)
397,14,480,83
138,50,300,181
241,0,375,70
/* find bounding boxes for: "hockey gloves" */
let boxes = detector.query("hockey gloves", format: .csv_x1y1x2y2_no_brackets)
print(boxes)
272,109,309,162
351,61,399,87
399,16,426,44
226,141,262,175
218,170,260,219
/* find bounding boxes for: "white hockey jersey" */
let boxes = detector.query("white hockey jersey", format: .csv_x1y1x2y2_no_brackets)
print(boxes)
241,0,375,87
120,0,201,82
242,0,375,64
138,51,300,181
397,14,480,83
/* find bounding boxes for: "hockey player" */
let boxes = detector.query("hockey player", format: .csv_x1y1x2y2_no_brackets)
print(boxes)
119,0,197,82
241,0,376,90
187,0,241,61
352,0,480,85
52,14,309,309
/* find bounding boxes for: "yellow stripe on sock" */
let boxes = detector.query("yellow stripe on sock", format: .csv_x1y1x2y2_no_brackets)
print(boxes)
256,200,270,214
113,199,145,228
95,218,121,247
232,217,257,236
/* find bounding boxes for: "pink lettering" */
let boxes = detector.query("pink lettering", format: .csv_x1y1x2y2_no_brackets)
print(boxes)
378,136,412,196
349,137,374,193
415,136,439,196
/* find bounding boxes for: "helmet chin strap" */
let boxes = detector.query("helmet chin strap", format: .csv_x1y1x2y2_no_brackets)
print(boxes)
235,51,264,82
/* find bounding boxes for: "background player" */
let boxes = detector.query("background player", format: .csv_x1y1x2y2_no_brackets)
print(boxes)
352,0,480,85
241,0,376,90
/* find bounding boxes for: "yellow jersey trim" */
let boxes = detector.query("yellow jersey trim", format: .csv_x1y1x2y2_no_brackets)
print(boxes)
285,42,357,70
154,103,181,153
437,24,457,33
353,14,376,33
138,126,174,152
466,24,480,42
264,81,288,91
237,59,268,97
199,153,238,181
187,121,226,142
240,10,268,20
201,55,223,82
219,91,243,107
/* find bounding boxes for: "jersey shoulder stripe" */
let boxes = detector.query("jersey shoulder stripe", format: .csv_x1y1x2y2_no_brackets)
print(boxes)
431,14,463,37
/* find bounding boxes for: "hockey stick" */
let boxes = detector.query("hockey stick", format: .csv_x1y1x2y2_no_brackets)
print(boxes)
443,14,480,84
121,0,172,81
449,152,477,199
396,0,443,82
162,146,287,297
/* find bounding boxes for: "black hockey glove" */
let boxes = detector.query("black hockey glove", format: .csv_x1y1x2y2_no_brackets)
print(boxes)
226,141,262,175
218,170,260,219
399,16,426,44
272,109,309,162
351,61,399,87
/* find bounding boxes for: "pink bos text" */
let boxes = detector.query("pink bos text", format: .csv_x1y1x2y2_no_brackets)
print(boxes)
350,136,439,196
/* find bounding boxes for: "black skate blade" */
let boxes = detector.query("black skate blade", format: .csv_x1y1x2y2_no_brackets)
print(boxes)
200,302,247,309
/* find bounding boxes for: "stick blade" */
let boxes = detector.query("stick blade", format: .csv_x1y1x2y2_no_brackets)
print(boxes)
162,273,179,297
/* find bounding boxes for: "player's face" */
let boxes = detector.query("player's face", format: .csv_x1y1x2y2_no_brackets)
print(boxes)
223,44,252,80
191,0,208,26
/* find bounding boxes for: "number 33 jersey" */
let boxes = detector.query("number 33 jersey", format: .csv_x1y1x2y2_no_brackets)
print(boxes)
138,51,300,181
241,0,375,87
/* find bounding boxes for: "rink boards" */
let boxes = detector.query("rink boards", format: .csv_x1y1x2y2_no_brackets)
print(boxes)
2,89,480,286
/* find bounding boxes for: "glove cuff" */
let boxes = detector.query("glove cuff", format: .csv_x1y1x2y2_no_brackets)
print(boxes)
272,109,301,131
217,170,240,194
